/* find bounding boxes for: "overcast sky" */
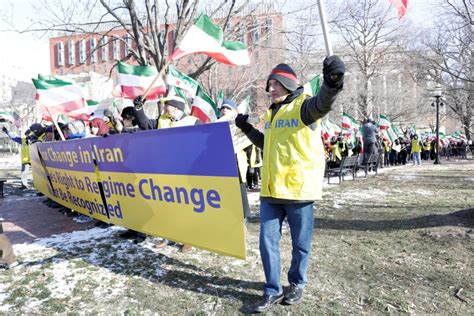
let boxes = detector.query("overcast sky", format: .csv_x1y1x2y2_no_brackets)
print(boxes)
0,0,435,82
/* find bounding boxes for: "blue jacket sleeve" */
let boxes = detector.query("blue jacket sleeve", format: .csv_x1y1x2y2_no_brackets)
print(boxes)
6,131,22,144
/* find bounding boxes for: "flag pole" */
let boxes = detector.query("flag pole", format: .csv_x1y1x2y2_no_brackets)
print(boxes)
45,109,66,141
317,0,334,56
141,59,172,100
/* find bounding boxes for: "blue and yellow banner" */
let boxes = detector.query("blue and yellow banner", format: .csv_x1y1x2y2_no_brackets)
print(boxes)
30,123,247,259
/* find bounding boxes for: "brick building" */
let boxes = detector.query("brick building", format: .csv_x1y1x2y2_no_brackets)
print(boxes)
48,4,285,119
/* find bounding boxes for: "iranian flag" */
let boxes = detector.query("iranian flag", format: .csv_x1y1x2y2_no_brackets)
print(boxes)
166,65,199,97
33,78,88,119
170,14,250,66
217,89,224,108
389,0,408,19
237,96,250,114
321,118,341,140
452,131,467,141
342,112,353,129
378,114,391,130
303,75,321,97
191,86,218,123
116,61,166,100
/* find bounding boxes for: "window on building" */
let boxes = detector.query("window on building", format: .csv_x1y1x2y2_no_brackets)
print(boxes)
79,39,86,64
166,30,175,56
101,37,108,62
90,37,97,63
67,40,75,66
113,36,120,60
124,34,132,56
56,42,64,67
265,18,273,42
252,20,260,44
236,22,245,43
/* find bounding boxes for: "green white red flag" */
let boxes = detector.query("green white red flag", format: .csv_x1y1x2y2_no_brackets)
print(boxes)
217,89,224,108
116,61,166,100
452,131,467,141
389,0,408,19
303,75,321,97
191,86,218,123
378,114,391,130
342,112,353,130
170,14,250,66
33,77,88,120
237,96,250,114
321,118,341,140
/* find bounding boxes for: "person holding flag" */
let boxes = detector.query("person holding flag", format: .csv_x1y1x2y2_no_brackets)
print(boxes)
235,55,345,313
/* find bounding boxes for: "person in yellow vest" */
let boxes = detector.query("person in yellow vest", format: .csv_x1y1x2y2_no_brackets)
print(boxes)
422,138,431,160
133,95,200,253
328,136,343,167
235,57,345,313
2,126,32,189
411,135,422,165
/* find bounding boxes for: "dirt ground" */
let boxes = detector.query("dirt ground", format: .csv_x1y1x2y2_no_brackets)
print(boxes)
0,158,472,314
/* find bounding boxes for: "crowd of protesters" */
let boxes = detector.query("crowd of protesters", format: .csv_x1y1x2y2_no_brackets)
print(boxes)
323,123,472,170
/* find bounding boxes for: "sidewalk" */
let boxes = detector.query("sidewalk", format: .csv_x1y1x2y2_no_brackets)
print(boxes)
0,188,94,244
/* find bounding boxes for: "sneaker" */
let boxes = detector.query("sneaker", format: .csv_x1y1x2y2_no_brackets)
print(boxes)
247,294,284,313
283,283,304,305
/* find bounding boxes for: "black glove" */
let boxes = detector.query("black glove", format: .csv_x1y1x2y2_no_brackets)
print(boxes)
323,55,345,89
133,95,146,110
235,114,253,134
1,126,7,134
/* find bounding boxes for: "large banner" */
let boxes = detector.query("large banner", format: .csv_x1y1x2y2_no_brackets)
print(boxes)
30,122,247,259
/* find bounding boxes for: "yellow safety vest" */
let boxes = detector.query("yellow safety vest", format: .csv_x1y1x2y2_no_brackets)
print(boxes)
261,93,325,200
21,137,30,164
157,114,198,129
330,142,342,161
423,141,431,151
411,139,421,153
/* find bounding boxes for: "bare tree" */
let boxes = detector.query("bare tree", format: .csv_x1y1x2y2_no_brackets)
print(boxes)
4,0,254,78
417,0,473,140
331,0,412,118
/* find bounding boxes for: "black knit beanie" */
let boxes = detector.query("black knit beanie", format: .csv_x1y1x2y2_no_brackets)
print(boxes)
265,63,298,92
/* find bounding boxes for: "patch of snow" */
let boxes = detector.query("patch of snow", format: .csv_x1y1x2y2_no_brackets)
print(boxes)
391,175,418,181
341,188,388,200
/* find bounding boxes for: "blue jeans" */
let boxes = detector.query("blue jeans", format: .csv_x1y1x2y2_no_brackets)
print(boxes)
412,152,421,165
259,201,314,295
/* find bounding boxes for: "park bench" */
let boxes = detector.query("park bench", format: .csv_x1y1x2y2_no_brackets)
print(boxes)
326,155,359,184
357,153,380,178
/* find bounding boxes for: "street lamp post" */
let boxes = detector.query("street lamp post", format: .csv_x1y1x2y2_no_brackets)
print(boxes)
431,85,443,164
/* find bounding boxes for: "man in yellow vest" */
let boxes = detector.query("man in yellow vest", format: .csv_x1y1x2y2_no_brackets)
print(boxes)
2,126,32,189
235,56,345,313
411,135,422,165
422,138,431,160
